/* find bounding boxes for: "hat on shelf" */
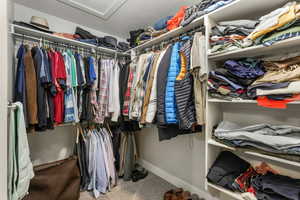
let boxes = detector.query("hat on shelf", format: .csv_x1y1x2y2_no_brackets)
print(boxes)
29,16,52,32
13,16,53,34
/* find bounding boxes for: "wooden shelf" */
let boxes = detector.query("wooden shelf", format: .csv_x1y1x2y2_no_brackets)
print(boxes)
208,139,300,168
11,24,129,56
207,183,243,200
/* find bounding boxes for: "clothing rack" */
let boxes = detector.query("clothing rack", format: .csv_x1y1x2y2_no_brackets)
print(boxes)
11,24,130,57
138,25,205,54
13,34,112,58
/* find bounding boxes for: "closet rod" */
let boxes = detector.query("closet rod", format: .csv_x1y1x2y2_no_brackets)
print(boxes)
11,31,130,57
138,25,205,54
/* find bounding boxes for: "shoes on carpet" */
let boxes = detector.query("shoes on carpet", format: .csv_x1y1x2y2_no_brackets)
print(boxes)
163,188,204,200
132,168,148,182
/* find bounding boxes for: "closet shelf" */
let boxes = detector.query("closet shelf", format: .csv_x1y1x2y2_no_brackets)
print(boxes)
128,16,205,52
208,98,300,104
208,36,300,61
207,183,243,200
128,0,287,53
208,139,300,168
11,24,130,56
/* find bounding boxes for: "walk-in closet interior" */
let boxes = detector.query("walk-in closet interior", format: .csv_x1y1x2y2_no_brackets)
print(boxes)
2,0,300,199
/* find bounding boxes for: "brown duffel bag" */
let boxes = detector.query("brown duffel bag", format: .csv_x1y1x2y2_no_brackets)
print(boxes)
23,156,80,200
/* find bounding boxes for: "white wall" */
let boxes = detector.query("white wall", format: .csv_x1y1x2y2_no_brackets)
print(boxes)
0,0,10,199
136,128,214,199
14,3,125,41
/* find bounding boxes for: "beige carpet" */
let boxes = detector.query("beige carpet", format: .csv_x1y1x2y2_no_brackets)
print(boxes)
79,173,175,200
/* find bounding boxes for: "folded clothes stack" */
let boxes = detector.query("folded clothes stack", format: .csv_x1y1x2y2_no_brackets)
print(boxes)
209,20,258,53
136,27,168,45
210,1,300,54
249,54,300,108
181,0,235,27
208,58,265,100
214,121,300,156
207,151,300,200
75,26,130,50
127,0,236,48
209,55,300,107
127,27,168,48
117,42,130,52
246,1,300,47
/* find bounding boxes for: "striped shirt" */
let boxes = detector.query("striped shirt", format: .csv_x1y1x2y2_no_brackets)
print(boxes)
175,73,196,130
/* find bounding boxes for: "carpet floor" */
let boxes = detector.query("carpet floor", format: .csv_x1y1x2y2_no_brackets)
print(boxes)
79,173,175,200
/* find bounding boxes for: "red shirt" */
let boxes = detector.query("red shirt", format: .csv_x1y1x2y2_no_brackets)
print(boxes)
50,51,66,124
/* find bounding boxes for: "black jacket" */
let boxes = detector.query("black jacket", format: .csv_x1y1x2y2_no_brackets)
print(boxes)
156,45,172,126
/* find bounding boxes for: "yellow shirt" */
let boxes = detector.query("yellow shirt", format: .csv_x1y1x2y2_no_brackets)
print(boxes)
176,52,187,81
249,4,300,40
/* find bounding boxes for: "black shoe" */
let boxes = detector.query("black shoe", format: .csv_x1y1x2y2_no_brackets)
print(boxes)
132,169,148,182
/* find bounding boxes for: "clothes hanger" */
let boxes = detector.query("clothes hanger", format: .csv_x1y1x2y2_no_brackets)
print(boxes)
21,34,25,45
105,122,113,137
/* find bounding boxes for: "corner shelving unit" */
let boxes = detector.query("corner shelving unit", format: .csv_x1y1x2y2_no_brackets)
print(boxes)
204,0,300,199
123,0,299,199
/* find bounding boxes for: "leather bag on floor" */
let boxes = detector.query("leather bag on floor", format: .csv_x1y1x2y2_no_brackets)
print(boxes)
23,156,80,200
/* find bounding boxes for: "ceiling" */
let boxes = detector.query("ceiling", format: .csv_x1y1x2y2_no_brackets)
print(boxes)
14,0,200,39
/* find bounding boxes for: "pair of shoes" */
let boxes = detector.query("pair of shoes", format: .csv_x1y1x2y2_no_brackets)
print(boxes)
164,189,204,200
163,189,189,200
164,189,181,200
132,168,148,182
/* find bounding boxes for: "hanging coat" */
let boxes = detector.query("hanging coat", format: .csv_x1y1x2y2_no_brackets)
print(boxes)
165,42,181,124
8,102,34,200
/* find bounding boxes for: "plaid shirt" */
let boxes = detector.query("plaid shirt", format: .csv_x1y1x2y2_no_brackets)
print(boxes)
130,53,153,120
122,63,134,116
97,59,112,123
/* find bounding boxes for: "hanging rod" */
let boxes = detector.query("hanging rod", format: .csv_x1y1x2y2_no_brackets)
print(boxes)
134,25,205,55
10,24,130,57
12,32,128,58
13,33,96,53
129,24,205,54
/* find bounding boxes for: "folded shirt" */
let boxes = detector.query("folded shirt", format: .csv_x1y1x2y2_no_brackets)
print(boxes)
252,172,300,200
214,121,300,150
247,82,290,98
207,151,250,191
224,59,265,79
256,81,300,96
253,64,300,84
263,56,300,71
261,26,300,46
247,2,299,40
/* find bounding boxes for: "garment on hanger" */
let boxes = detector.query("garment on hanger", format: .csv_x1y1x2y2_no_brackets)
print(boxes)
14,41,130,131
75,125,117,198
125,31,204,141
24,45,38,126
8,102,34,200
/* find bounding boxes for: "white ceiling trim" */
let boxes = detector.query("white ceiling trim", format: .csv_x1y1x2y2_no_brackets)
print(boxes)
56,0,128,20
